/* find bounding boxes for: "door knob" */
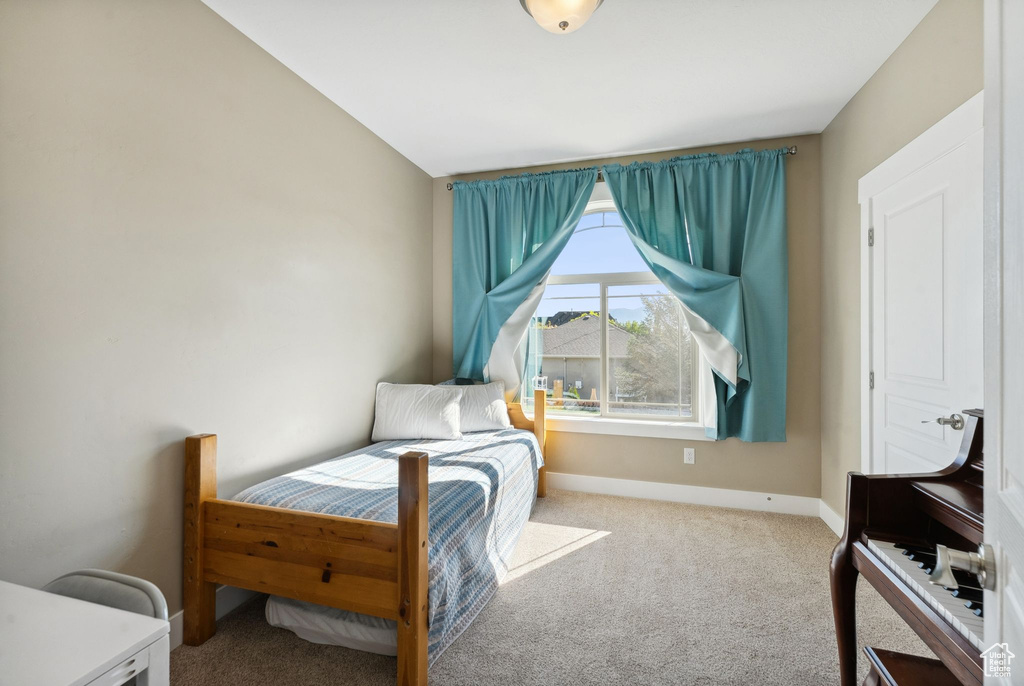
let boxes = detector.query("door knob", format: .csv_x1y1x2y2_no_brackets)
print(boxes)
928,543,996,591
921,413,965,430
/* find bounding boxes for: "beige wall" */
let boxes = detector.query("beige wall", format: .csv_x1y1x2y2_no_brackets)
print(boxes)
819,0,983,514
0,0,433,614
433,135,822,497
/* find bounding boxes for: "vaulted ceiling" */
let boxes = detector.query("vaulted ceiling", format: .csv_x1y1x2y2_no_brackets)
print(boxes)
202,0,937,177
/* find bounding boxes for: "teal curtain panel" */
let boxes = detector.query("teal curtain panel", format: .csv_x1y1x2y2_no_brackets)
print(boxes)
451,168,598,393
602,148,789,441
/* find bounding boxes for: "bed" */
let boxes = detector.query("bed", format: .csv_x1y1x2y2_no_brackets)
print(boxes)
183,389,546,686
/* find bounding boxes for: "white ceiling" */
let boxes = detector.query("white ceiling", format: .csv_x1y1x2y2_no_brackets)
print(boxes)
201,0,937,177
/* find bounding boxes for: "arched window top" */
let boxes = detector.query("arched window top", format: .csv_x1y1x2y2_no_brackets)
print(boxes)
550,210,649,276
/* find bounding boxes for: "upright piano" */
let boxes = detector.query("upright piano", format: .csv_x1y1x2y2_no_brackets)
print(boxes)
830,409,986,686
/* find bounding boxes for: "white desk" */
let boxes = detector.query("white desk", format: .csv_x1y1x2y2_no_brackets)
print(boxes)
0,579,170,686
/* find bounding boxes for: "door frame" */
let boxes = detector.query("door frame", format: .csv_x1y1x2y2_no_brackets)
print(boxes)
858,91,984,474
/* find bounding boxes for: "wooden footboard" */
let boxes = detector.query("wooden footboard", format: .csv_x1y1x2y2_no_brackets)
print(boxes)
183,435,429,685
182,388,546,686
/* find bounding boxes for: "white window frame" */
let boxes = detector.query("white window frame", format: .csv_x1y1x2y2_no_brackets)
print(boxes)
535,199,711,441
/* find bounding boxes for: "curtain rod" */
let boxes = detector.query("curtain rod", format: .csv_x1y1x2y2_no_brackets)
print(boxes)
445,145,798,191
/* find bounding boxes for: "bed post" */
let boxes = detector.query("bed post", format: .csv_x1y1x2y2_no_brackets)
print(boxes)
184,434,218,646
534,388,547,498
397,451,429,686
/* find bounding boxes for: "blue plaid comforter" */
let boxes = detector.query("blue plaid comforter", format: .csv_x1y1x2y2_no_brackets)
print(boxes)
232,428,543,663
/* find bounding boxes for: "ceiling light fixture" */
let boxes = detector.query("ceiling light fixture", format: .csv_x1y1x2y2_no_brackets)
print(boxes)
519,0,604,34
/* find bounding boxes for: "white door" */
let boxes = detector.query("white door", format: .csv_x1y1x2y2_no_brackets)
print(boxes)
984,0,1024,680
864,102,984,475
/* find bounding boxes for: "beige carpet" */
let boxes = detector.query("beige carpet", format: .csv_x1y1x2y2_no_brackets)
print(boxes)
171,489,927,685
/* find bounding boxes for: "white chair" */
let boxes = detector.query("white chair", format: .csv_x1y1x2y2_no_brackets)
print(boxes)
43,568,168,620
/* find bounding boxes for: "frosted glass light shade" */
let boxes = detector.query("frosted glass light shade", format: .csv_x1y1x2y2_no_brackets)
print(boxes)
520,0,604,34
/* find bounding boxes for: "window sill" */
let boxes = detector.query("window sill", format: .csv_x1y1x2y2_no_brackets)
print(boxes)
544,415,714,441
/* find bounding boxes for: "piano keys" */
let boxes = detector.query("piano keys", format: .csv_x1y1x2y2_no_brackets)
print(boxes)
830,409,985,686
866,539,984,649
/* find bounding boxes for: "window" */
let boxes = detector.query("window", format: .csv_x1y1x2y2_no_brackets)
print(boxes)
521,201,701,434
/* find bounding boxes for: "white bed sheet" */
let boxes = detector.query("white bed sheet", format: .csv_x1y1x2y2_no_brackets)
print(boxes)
266,595,398,655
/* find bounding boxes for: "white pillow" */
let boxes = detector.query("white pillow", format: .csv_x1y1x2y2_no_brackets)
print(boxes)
457,381,512,432
371,383,464,442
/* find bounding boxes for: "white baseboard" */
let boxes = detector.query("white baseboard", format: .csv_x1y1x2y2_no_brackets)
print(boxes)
169,585,258,651
546,472,820,517
818,499,845,538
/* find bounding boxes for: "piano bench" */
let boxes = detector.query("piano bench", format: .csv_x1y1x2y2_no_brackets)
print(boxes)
863,647,961,686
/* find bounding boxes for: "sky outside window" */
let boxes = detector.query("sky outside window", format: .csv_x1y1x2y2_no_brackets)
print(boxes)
550,212,648,276
537,212,654,321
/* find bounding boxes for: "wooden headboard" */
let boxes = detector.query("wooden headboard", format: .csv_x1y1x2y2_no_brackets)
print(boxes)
507,387,547,497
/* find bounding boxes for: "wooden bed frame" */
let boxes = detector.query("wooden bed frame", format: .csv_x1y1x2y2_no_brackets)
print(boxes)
183,388,547,686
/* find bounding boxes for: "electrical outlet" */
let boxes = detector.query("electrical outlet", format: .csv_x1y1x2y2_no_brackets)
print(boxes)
684,448,695,464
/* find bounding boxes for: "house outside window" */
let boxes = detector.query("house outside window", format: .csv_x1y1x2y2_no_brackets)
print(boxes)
521,194,703,439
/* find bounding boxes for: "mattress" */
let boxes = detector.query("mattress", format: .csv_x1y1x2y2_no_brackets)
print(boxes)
265,595,399,655
232,428,543,664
